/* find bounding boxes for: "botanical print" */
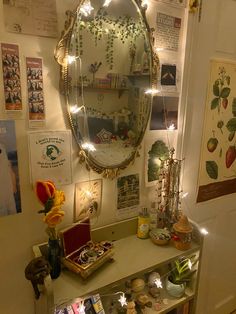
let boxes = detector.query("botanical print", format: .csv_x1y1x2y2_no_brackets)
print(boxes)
1,43,22,110
26,57,45,123
74,179,102,222
0,120,21,216
197,59,236,202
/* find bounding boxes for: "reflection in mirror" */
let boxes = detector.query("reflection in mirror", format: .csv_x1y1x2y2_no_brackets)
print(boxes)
56,0,158,177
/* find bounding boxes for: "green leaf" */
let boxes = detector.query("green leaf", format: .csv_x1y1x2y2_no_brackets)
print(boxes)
213,84,220,96
206,161,218,179
211,97,220,109
226,118,236,132
220,87,231,98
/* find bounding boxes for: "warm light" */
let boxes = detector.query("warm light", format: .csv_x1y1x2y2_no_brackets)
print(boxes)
145,88,160,95
167,123,176,131
200,228,209,235
154,278,163,289
85,190,92,198
79,0,94,16
156,47,164,52
82,142,96,152
181,192,189,199
70,105,83,114
67,55,76,64
118,293,127,307
103,0,112,7
188,259,192,270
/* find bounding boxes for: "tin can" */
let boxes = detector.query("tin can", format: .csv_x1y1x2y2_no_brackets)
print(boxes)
137,207,150,239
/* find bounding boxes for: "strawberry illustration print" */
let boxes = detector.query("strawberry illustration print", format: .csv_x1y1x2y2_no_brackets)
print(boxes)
226,146,236,168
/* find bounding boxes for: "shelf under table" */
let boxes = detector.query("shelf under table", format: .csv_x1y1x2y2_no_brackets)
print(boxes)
51,235,200,307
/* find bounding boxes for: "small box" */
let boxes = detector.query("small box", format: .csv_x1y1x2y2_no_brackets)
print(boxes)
59,219,114,279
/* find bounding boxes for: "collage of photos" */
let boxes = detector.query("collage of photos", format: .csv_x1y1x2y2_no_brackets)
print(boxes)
26,57,45,121
1,43,22,110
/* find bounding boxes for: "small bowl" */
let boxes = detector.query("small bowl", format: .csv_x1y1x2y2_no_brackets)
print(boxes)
149,228,171,246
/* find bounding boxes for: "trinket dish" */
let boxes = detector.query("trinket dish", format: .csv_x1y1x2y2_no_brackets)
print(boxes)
149,228,171,245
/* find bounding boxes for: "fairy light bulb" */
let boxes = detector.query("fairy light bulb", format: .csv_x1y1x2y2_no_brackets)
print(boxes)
145,88,160,95
156,47,164,52
167,123,175,131
118,293,127,307
103,0,112,7
70,105,83,114
141,0,149,8
200,228,209,235
82,142,96,152
188,259,192,270
181,192,189,199
67,55,76,64
79,0,94,16
154,278,163,289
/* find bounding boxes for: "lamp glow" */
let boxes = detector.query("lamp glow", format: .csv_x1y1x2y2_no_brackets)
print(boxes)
154,278,163,289
200,228,209,235
79,0,94,16
82,142,96,152
118,293,127,307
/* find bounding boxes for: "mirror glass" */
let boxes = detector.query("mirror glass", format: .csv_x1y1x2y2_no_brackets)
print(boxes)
62,0,153,174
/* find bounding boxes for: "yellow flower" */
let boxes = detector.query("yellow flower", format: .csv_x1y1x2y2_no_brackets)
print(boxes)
43,208,65,228
53,190,65,207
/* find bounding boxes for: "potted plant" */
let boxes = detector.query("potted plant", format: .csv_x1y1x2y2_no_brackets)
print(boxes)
166,255,198,298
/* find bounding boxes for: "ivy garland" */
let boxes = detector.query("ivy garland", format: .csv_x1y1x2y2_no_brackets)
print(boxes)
74,8,146,70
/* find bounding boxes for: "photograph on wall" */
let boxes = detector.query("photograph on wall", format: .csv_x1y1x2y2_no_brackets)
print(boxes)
197,59,236,202
144,131,177,187
28,130,72,186
155,12,181,52
1,43,22,111
3,0,58,38
0,120,21,216
116,174,139,219
26,57,45,126
150,95,179,130
74,179,102,222
161,64,177,86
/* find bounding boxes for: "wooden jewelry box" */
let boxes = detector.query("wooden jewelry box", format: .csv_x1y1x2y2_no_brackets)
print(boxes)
59,219,114,279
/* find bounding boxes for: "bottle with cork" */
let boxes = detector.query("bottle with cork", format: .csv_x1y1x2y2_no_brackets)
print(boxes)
137,206,150,239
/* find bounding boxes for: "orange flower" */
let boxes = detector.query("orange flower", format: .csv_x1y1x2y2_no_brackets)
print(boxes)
35,180,56,205
43,207,65,228
53,190,65,207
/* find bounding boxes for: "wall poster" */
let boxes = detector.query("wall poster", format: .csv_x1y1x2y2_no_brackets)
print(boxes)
3,0,58,38
28,130,73,186
197,59,236,202
26,57,45,127
0,120,21,216
116,174,140,219
1,43,22,111
155,12,182,52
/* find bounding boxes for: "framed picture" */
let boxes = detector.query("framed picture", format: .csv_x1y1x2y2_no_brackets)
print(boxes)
74,179,102,222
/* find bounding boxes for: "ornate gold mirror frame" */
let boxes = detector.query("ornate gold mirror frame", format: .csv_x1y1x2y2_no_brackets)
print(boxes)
54,0,160,179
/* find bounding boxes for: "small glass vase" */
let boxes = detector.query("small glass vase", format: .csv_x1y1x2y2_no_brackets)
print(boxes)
47,238,61,279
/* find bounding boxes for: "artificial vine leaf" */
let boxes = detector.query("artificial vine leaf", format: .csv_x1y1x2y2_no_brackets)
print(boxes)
220,87,231,98
211,97,220,109
206,161,218,179
226,118,236,132
213,84,220,96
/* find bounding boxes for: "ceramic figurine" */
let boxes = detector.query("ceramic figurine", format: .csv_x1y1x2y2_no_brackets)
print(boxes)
126,301,137,314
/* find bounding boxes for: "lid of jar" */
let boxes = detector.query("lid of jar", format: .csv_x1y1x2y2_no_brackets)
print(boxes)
173,215,193,233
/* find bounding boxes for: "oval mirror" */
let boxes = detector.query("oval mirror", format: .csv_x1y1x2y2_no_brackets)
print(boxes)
55,0,158,178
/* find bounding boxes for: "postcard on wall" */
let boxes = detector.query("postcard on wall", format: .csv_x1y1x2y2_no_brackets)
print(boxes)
28,130,73,186
150,95,179,130
197,59,236,202
155,12,181,52
0,120,21,216
74,179,102,222
3,0,58,38
1,43,22,111
144,131,177,187
116,174,140,220
26,57,45,127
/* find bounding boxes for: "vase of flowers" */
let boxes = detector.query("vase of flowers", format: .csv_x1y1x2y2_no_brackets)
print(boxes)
35,180,65,279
